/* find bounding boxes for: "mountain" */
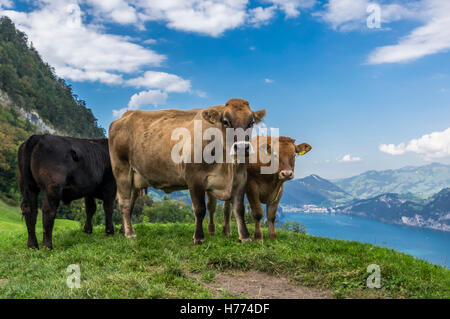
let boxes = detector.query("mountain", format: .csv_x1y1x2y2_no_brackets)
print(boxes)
280,174,354,207
0,16,104,138
334,188,450,232
0,16,105,201
334,162,450,199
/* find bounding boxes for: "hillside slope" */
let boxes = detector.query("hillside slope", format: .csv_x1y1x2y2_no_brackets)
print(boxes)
334,163,450,199
0,16,104,138
0,16,106,201
334,188,450,232
282,174,354,207
0,201,449,299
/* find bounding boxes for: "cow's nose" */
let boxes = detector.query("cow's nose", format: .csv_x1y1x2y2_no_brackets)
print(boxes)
279,170,294,180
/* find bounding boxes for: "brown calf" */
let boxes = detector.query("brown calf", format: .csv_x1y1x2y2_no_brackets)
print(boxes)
208,136,311,241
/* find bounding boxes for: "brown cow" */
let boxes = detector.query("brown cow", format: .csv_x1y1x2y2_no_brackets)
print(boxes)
208,136,311,241
108,99,266,244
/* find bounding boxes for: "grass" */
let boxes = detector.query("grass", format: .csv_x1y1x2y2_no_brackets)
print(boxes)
0,201,449,299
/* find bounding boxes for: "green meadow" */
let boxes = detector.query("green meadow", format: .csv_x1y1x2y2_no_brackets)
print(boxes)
0,200,449,299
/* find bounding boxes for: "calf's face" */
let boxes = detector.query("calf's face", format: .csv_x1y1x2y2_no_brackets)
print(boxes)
263,137,312,181
203,99,266,157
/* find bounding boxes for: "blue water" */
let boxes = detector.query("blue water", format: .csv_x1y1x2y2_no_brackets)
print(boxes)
278,213,450,268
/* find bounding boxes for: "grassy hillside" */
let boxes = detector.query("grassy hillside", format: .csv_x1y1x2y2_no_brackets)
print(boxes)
0,200,449,299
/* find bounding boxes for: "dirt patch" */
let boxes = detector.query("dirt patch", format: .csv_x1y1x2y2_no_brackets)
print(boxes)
194,271,332,299
0,278,8,286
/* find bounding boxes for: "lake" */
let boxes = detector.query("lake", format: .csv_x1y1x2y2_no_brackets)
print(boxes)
278,212,450,268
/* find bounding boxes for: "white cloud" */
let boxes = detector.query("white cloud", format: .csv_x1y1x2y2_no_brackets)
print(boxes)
317,0,450,64
0,1,165,84
264,78,274,83
113,89,168,117
340,154,362,162
266,0,317,18
126,71,191,93
379,127,450,159
317,0,416,31
368,0,450,64
84,0,315,37
86,0,139,25
0,0,13,9
248,6,277,26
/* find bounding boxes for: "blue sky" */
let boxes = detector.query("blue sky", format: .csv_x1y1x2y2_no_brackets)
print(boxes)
2,0,450,179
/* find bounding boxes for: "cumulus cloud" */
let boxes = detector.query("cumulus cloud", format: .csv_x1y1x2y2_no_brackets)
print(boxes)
368,0,450,64
264,78,274,83
379,127,450,159
0,0,13,9
126,71,191,93
317,0,450,64
85,0,139,25
317,0,416,31
340,154,362,162
0,1,165,84
248,5,277,26
266,0,317,18
113,90,168,117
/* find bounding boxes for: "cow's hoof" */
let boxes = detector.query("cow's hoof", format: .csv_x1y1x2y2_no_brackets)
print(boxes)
222,228,231,237
27,238,39,249
193,238,204,245
42,244,53,250
105,229,115,236
83,228,93,234
239,237,252,243
254,235,263,242
125,232,136,238
208,225,216,235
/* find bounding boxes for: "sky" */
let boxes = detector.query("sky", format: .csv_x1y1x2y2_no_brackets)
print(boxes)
1,0,450,179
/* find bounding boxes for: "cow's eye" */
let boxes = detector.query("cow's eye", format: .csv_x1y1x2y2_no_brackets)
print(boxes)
247,120,255,129
223,119,231,127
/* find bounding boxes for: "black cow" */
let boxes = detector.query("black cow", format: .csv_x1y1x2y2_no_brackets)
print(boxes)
18,134,116,249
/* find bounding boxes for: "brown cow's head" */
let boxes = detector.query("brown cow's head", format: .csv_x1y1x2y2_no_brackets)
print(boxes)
202,98,266,157
260,136,312,181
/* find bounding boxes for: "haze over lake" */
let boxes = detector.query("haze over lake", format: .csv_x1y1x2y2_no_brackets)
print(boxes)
279,213,450,268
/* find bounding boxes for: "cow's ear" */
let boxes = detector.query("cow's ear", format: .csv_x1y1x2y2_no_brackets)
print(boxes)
70,148,79,162
202,109,221,124
253,109,266,123
295,143,312,156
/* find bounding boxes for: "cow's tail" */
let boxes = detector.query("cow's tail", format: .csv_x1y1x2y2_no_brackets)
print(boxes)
18,135,41,217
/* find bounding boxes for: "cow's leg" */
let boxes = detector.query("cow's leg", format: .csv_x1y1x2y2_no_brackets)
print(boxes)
42,191,60,250
206,193,216,235
118,188,138,238
189,186,206,245
222,200,232,236
267,201,279,241
232,190,251,242
103,194,115,235
247,188,264,241
22,189,39,249
83,197,96,234
112,159,137,238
